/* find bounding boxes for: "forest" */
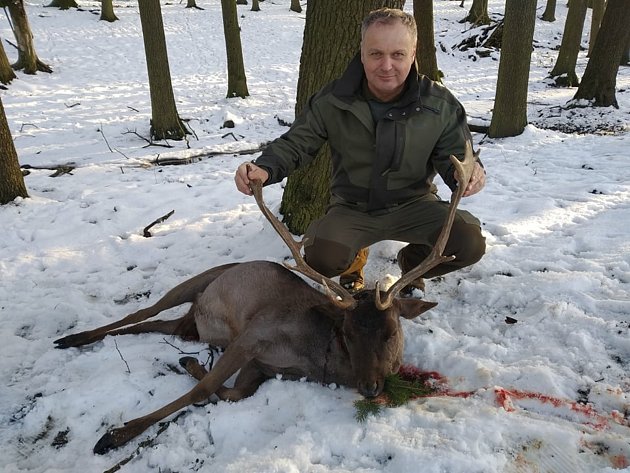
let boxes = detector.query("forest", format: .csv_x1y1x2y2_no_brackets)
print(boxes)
1,1,629,472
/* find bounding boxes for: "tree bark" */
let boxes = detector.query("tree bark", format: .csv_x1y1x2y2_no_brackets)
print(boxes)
541,0,557,22
588,0,605,56
100,0,119,21
462,0,490,25
0,38,17,84
549,0,587,86
0,96,28,204
138,0,188,140
280,0,405,235
251,0,260,11
621,32,630,65
5,0,52,74
573,0,630,107
414,0,441,82
488,0,537,138
220,0,249,98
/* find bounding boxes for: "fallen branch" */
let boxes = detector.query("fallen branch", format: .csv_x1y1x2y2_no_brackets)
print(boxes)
143,210,175,237
123,129,174,148
20,164,75,177
99,124,113,152
113,339,131,374
152,145,264,166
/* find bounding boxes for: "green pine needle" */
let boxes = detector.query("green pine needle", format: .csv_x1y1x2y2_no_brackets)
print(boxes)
353,372,437,422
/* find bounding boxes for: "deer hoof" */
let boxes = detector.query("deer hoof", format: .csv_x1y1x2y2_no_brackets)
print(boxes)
54,334,83,349
93,430,118,455
179,356,208,380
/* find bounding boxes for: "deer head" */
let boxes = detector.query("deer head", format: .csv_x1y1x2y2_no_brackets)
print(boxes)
248,142,477,397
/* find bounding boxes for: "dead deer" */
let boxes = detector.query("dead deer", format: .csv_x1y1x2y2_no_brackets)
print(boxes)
54,142,477,455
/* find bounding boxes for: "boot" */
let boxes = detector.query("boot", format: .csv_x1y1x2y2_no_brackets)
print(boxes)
339,248,369,294
396,250,425,297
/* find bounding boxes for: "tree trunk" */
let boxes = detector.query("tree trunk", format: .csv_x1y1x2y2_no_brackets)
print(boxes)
0,38,17,84
588,0,605,56
290,0,302,13
220,0,249,98
462,0,490,25
573,0,630,107
100,0,119,21
0,97,28,204
6,0,52,74
280,0,405,235
45,0,78,9
138,0,188,140
488,0,537,138
541,0,557,21
549,0,587,86
414,0,441,82
251,0,260,11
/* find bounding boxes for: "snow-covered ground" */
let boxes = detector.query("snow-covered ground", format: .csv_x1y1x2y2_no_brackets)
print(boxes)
1,1,629,471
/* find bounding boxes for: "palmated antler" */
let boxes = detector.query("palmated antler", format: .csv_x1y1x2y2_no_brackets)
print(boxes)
375,140,479,310
248,173,357,309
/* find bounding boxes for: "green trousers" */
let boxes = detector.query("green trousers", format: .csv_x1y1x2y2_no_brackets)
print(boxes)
303,193,485,279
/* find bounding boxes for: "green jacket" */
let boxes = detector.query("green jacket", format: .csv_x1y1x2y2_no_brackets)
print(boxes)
255,55,477,212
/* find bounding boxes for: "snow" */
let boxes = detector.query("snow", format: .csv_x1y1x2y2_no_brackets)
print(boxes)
1,1,629,472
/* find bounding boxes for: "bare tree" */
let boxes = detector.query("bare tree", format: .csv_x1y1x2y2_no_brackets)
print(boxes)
221,0,249,98
541,0,557,21
290,0,302,13
549,0,587,86
0,38,17,85
0,96,28,204
100,0,119,21
3,0,52,74
138,0,188,140
45,0,78,9
573,0,630,107
414,0,440,82
251,0,260,11
280,0,405,234
462,0,490,25
488,0,537,138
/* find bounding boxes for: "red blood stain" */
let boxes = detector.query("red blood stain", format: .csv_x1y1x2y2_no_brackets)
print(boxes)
397,365,629,431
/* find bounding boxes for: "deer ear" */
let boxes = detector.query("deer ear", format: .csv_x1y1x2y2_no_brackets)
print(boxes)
397,299,438,319
311,301,346,323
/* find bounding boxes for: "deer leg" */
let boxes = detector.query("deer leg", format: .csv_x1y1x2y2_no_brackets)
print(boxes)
106,314,199,341
54,264,239,349
216,360,270,401
93,338,264,455
178,357,269,401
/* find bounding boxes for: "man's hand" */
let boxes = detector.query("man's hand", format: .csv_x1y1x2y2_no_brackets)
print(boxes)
235,162,269,195
456,161,485,197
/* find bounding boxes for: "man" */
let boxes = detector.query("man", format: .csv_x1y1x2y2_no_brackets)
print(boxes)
235,8,486,295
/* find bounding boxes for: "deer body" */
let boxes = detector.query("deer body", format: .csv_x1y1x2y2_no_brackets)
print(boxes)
56,260,432,454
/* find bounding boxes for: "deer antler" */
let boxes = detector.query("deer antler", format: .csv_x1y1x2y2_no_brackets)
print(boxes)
248,172,357,310
374,140,479,310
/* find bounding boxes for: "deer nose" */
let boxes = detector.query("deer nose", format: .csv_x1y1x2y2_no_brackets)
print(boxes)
359,380,382,398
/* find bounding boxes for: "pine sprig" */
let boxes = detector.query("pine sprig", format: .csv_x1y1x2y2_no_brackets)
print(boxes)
353,368,439,422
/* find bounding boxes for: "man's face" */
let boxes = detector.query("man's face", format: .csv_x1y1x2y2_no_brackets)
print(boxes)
360,21,416,102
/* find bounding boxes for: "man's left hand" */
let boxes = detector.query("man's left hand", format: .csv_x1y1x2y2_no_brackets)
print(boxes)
457,162,486,197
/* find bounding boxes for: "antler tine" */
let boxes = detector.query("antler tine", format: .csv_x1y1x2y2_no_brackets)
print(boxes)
375,140,479,310
248,176,357,310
